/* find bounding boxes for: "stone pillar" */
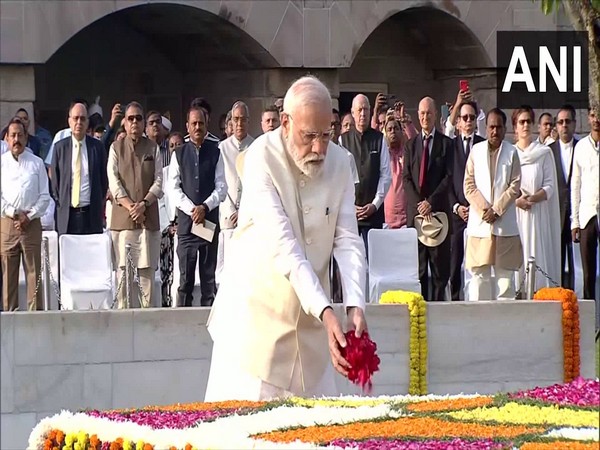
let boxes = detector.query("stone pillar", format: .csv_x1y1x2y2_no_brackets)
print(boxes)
0,65,36,133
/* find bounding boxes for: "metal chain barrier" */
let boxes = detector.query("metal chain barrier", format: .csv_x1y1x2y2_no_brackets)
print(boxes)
110,243,149,309
514,264,529,300
30,237,62,310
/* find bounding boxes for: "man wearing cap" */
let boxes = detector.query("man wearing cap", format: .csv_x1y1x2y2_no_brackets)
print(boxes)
402,96,453,301
464,108,522,300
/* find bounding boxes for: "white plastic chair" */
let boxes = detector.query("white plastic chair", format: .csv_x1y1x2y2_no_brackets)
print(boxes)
59,233,113,310
367,228,421,303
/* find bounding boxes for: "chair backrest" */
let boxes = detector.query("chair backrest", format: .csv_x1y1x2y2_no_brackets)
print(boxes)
368,228,419,281
59,233,112,285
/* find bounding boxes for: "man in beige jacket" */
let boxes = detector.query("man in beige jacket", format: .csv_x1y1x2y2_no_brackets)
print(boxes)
464,108,522,300
205,76,368,401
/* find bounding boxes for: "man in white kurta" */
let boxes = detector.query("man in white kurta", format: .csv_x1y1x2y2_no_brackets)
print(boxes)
464,109,523,300
206,76,368,401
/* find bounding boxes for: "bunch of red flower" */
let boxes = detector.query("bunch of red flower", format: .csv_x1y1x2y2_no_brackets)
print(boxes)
341,331,380,393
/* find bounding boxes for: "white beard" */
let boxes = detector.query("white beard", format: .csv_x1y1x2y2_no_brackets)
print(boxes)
287,138,325,178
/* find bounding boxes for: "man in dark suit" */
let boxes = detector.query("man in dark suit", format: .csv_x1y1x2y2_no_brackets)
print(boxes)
549,104,578,290
50,102,108,235
448,101,485,300
403,96,454,301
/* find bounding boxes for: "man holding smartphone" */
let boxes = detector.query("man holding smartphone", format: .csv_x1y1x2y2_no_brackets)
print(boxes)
448,100,484,300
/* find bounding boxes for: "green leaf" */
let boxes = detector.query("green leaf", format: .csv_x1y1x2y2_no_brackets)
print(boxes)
540,0,558,15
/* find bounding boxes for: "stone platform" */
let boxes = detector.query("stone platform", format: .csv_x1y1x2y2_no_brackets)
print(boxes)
1,301,596,450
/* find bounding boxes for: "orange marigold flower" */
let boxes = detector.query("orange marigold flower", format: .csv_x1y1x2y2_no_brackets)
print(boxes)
407,397,493,412
254,417,543,443
185,444,193,450
55,430,65,444
143,444,154,450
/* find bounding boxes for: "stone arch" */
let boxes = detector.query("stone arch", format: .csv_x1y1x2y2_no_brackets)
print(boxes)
33,2,285,135
337,5,496,117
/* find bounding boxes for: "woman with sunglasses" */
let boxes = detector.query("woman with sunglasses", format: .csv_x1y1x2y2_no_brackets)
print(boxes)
511,106,561,293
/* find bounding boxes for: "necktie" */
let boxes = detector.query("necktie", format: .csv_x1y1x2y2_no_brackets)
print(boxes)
464,136,471,156
419,135,431,191
72,140,81,207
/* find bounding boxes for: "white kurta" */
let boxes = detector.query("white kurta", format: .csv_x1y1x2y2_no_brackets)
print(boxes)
514,142,561,291
205,129,366,401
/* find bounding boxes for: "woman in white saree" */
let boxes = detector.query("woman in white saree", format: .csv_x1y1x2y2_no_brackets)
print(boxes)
512,106,561,292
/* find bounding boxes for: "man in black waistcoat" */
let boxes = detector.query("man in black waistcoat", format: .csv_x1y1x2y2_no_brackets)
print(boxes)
549,104,579,290
340,94,391,254
403,96,453,301
168,106,227,306
448,101,484,300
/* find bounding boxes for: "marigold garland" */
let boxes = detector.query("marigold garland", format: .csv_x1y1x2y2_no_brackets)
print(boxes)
380,290,428,395
533,287,580,382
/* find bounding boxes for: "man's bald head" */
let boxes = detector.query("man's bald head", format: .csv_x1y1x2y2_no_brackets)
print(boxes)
418,96,437,133
351,94,370,133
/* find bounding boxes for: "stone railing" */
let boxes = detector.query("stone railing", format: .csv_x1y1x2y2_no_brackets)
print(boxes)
1,301,596,449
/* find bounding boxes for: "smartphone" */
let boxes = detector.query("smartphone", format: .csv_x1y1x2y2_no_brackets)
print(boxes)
459,79,469,92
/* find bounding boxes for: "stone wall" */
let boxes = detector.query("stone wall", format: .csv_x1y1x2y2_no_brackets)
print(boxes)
0,66,36,134
1,301,596,450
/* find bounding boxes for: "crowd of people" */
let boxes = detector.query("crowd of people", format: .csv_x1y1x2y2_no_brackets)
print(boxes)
1,78,599,312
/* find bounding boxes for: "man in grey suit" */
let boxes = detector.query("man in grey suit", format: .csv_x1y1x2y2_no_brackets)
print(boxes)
50,102,108,235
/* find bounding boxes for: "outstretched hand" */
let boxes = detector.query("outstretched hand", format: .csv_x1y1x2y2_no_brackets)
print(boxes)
321,307,351,376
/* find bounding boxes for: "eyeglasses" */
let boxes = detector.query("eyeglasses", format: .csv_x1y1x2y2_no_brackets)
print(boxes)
127,115,143,123
147,119,160,125
70,115,87,123
288,115,332,144
518,119,532,125
232,116,248,124
461,114,476,122
556,119,573,125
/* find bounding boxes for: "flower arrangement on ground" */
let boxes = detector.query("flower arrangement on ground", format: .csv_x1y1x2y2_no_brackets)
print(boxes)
30,379,599,450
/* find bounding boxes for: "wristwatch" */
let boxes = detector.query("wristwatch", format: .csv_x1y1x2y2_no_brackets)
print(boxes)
143,199,150,208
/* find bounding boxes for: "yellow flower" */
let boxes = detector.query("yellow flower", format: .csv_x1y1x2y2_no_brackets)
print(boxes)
448,402,598,427
289,397,390,408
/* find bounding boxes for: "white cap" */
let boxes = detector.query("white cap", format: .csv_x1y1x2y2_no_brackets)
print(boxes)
88,96,103,118
161,116,172,132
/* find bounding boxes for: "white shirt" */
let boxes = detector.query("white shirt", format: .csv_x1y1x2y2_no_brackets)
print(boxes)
571,134,599,230
1,150,50,220
71,136,91,206
41,197,56,230
538,135,555,146
45,128,72,165
558,139,574,182
444,108,487,139
167,143,227,216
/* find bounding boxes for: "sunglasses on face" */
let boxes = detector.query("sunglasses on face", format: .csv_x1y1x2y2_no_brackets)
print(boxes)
461,114,476,122
518,119,532,125
556,119,573,126
127,115,143,123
